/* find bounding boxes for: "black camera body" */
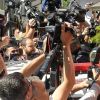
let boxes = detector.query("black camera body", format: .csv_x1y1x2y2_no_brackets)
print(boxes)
23,0,86,48
48,0,56,12
41,0,86,46
88,28,96,37
5,0,20,9
56,0,86,24
88,19,96,37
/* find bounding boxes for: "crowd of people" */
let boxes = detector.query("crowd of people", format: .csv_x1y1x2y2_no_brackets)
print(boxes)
0,0,100,100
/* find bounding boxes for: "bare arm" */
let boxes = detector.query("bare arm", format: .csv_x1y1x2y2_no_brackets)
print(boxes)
25,19,36,39
0,36,10,75
20,53,45,77
25,23,30,35
71,79,89,94
25,28,35,39
0,54,7,75
52,23,75,100
0,42,5,48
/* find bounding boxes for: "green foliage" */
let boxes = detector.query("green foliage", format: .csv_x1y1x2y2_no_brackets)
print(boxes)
90,26,100,44
90,33,100,44
62,0,70,8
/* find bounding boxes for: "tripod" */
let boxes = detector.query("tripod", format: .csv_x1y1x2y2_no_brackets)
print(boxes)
37,32,63,94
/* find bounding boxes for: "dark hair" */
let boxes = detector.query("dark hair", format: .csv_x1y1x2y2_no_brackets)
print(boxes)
0,69,6,79
97,12,100,19
0,72,28,100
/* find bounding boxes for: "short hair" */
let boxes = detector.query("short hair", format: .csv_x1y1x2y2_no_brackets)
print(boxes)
0,69,6,79
20,38,33,47
0,72,28,100
20,38,27,47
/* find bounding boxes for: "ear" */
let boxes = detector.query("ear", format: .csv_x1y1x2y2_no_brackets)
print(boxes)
25,86,31,100
25,86,37,100
25,91,30,100
25,92,37,100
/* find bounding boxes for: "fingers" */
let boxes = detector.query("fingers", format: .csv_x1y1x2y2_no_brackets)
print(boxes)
65,22,73,28
2,36,10,41
29,18,36,27
61,22,68,32
61,22,73,32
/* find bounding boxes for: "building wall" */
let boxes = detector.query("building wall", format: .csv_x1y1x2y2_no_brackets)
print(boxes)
0,0,5,15
76,0,100,24
77,0,100,7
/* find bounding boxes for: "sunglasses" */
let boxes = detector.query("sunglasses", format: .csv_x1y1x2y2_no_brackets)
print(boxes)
11,49,19,53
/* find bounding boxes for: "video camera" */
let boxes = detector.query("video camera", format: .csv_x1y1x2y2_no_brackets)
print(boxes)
5,0,20,9
48,0,56,12
46,0,86,24
38,0,86,46
88,19,96,37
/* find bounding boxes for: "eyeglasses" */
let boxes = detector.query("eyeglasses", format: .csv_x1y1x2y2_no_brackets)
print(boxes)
11,49,19,53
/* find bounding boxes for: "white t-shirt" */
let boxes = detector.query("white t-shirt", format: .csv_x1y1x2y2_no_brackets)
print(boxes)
79,83,100,100
49,95,53,100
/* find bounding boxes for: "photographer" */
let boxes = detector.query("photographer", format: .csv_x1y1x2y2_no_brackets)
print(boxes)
0,22,75,100
14,18,36,41
71,74,100,100
20,38,43,60
78,68,100,100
